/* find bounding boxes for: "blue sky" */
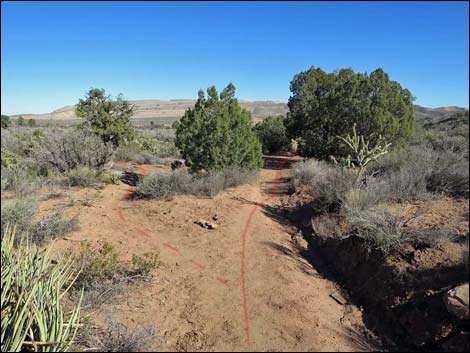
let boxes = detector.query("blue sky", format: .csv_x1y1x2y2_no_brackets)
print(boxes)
1,1,469,115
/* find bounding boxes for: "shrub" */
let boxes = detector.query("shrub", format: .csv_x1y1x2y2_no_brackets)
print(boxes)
1,163,39,195
65,167,103,188
254,115,292,153
1,114,11,129
135,168,256,200
375,144,469,200
76,88,135,146
30,212,79,245
114,140,142,162
426,150,469,198
1,147,17,168
134,170,192,200
1,197,37,235
76,319,156,352
114,134,179,164
16,116,26,126
74,242,158,290
13,130,44,157
291,159,356,213
346,208,405,255
176,84,263,172
132,253,160,277
32,129,114,174
291,159,332,190
1,225,82,352
342,188,378,213
1,198,78,244
74,242,123,289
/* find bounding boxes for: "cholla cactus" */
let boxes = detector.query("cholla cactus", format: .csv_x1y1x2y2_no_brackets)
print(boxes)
332,124,391,184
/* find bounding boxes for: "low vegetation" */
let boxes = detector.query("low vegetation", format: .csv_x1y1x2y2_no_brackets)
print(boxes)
135,167,257,200
1,226,82,352
292,111,469,255
76,318,157,352
1,197,78,245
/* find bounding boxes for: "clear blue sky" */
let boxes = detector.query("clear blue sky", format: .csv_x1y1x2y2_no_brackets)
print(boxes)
1,1,469,115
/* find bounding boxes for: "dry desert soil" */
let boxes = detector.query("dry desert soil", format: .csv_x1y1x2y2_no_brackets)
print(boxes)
43,155,378,352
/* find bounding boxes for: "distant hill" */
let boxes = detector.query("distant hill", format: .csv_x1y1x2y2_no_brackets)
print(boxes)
414,105,469,122
9,99,289,122
9,101,468,125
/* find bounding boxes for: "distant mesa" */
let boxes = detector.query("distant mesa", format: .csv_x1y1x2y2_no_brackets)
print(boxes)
8,100,468,124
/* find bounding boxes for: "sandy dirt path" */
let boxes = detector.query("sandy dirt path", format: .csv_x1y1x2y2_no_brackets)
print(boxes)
52,156,372,352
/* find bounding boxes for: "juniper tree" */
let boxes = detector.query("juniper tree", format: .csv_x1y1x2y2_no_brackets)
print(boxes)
286,67,415,159
75,88,135,146
175,83,263,172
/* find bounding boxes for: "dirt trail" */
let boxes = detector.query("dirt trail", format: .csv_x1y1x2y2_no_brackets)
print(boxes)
52,156,372,352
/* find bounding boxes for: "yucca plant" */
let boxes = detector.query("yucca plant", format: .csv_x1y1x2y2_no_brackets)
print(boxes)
1,225,82,352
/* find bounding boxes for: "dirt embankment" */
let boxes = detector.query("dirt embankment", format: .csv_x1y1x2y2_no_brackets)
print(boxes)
282,191,469,352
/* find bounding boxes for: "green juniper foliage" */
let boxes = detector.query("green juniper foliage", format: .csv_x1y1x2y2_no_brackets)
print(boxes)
1,115,11,129
254,115,292,153
175,83,263,172
286,67,415,159
76,88,135,147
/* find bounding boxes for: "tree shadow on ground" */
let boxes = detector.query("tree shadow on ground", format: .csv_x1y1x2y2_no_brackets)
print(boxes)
120,172,140,186
263,154,297,170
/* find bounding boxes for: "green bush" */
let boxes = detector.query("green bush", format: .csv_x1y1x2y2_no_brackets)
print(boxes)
1,147,17,168
1,225,82,352
286,67,415,159
1,115,11,129
1,177,7,191
175,84,263,172
65,167,103,188
76,88,135,147
254,115,292,153
74,242,158,290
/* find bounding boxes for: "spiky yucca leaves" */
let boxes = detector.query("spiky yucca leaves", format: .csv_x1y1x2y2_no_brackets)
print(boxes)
1,225,82,352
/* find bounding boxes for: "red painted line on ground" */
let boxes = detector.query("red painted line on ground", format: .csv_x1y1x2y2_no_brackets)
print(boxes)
118,209,127,223
123,186,134,198
240,154,296,345
135,229,152,238
215,276,230,288
114,161,130,167
190,259,205,270
163,242,180,254
136,165,148,179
